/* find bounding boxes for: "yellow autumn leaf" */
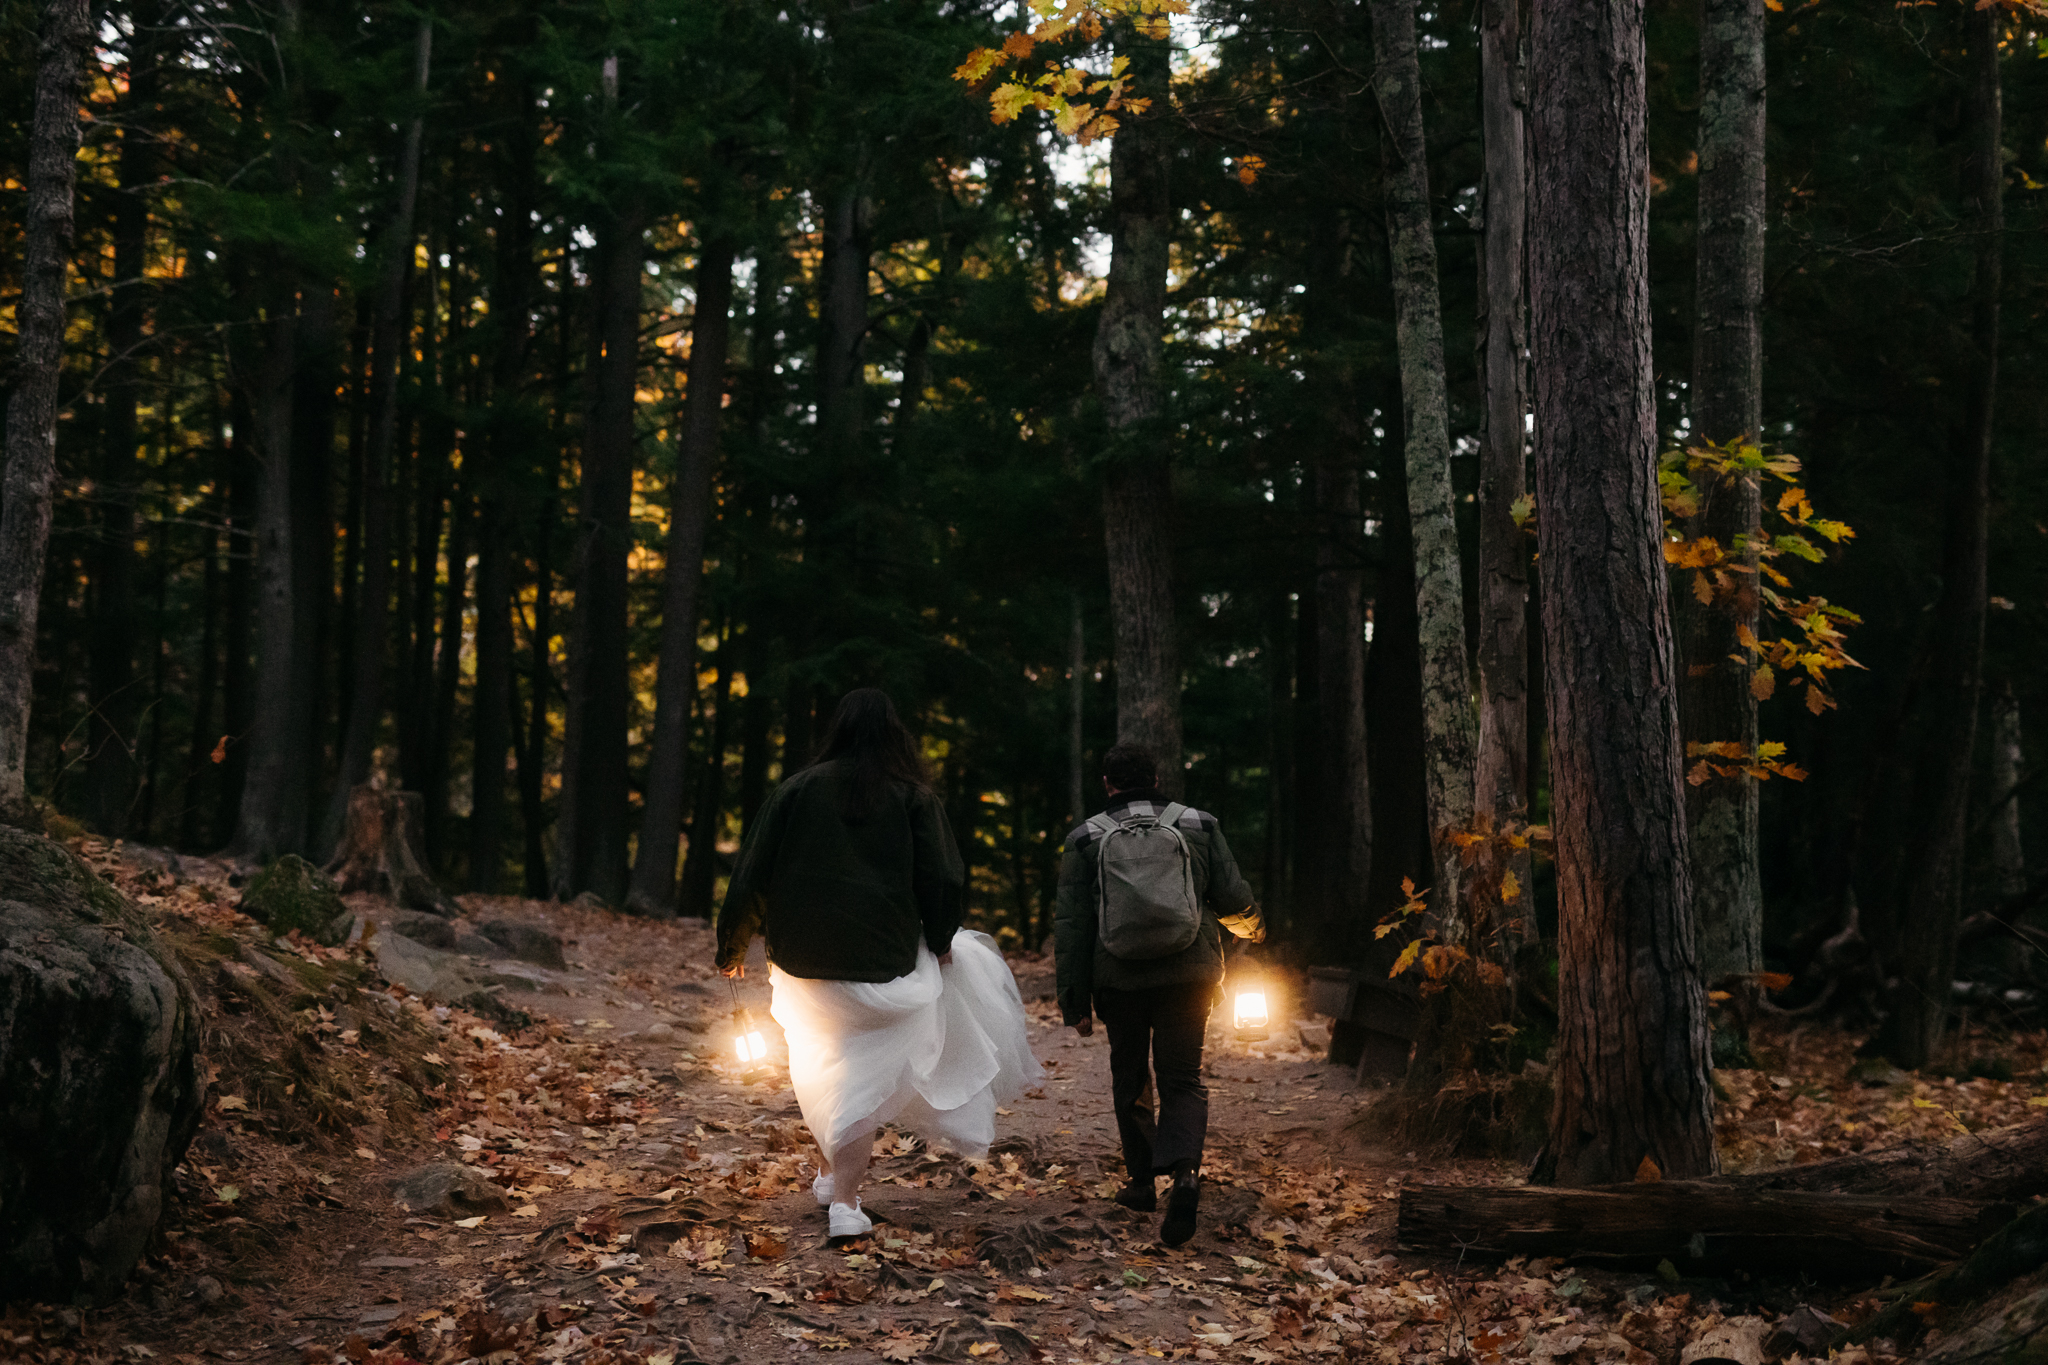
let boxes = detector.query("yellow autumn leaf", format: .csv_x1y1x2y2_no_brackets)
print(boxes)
1389,938,1422,979
990,82,1034,123
1054,99,1095,136
1500,869,1521,904
954,48,1005,83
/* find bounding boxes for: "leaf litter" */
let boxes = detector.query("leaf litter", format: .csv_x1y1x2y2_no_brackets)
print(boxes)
4,839,2046,1364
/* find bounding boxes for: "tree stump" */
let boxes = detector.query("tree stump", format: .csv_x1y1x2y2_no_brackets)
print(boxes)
323,786,460,917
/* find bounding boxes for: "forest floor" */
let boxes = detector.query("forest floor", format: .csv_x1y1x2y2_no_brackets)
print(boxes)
7,843,2048,1365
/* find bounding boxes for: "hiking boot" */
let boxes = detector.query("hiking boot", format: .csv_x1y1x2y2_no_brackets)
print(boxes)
1160,1171,1200,1247
1113,1179,1158,1213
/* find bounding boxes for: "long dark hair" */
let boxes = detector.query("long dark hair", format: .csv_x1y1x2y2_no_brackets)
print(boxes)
810,688,931,819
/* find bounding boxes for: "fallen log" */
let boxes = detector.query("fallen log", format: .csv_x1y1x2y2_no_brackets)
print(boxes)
1847,1198,2048,1349
1722,1115,2048,1203
1397,1181,2012,1278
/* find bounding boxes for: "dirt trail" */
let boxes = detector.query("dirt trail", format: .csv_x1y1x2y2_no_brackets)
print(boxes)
14,873,1436,1365
24,853,2026,1364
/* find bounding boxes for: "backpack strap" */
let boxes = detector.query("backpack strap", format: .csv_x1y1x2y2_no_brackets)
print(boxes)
1085,813,1121,839
1157,802,1189,829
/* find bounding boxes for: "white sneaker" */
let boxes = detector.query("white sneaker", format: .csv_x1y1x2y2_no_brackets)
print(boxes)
812,1173,833,1206
828,1200,872,1239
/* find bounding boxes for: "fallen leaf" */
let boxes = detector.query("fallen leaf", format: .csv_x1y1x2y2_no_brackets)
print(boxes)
216,1096,248,1112
454,1216,487,1229
968,1343,1001,1357
514,1204,540,1218
1634,1155,1662,1183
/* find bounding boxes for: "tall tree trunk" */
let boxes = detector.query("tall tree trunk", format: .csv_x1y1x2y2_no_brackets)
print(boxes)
1474,0,1533,956
289,282,338,844
628,238,737,915
1682,0,1768,992
1313,452,1373,953
1367,0,1479,934
216,386,256,845
226,0,314,861
0,0,90,813
426,495,468,864
517,518,556,900
469,71,538,893
85,4,166,836
1069,594,1086,826
225,301,305,859
1263,589,1296,927
1364,412,1433,923
736,623,772,837
680,620,735,920
180,520,221,851
816,192,868,466
1879,1,2001,1070
337,302,370,733
1095,25,1182,793
1530,0,1717,1185
1988,683,2024,903
555,197,645,905
321,18,431,856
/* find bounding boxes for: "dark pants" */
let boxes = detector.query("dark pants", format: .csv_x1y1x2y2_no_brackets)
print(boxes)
1094,981,1214,1180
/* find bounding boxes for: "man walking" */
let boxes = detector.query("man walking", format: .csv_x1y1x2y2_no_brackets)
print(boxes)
1054,743,1265,1247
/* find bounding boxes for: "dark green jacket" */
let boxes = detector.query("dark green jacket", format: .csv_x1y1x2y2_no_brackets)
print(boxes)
1053,789,1264,1025
716,761,964,982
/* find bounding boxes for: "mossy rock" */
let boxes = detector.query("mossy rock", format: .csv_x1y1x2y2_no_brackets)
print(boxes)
240,855,348,944
0,825,204,1304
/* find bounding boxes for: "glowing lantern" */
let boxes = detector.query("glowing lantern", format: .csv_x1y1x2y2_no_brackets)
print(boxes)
1233,986,1270,1040
732,1008,769,1065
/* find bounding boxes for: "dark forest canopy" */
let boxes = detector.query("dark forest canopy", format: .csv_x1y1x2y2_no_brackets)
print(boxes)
0,0,2043,1005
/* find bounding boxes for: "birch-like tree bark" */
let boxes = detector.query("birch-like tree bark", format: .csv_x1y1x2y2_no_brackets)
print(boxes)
1473,0,1533,954
0,0,91,812
1366,0,1478,929
321,17,432,856
629,240,737,915
1095,25,1182,794
1530,0,1718,1185
1880,0,2002,1070
1682,0,1768,992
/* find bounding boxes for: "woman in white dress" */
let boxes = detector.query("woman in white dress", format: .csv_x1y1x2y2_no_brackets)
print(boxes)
716,689,1041,1238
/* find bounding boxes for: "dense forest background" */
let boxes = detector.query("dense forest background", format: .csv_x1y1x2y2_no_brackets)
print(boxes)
1,0,2043,987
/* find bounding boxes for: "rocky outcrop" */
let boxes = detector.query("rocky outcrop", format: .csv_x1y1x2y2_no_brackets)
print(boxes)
479,919,566,969
238,854,348,944
388,1162,512,1219
0,826,203,1304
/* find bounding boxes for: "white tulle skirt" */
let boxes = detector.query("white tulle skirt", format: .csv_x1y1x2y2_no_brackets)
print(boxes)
769,929,1042,1161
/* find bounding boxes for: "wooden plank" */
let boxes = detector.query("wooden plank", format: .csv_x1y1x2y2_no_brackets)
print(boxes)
1397,1181,2012,1278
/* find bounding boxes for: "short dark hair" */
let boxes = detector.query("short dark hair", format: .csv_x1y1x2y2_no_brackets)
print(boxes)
1102,743,1159,792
